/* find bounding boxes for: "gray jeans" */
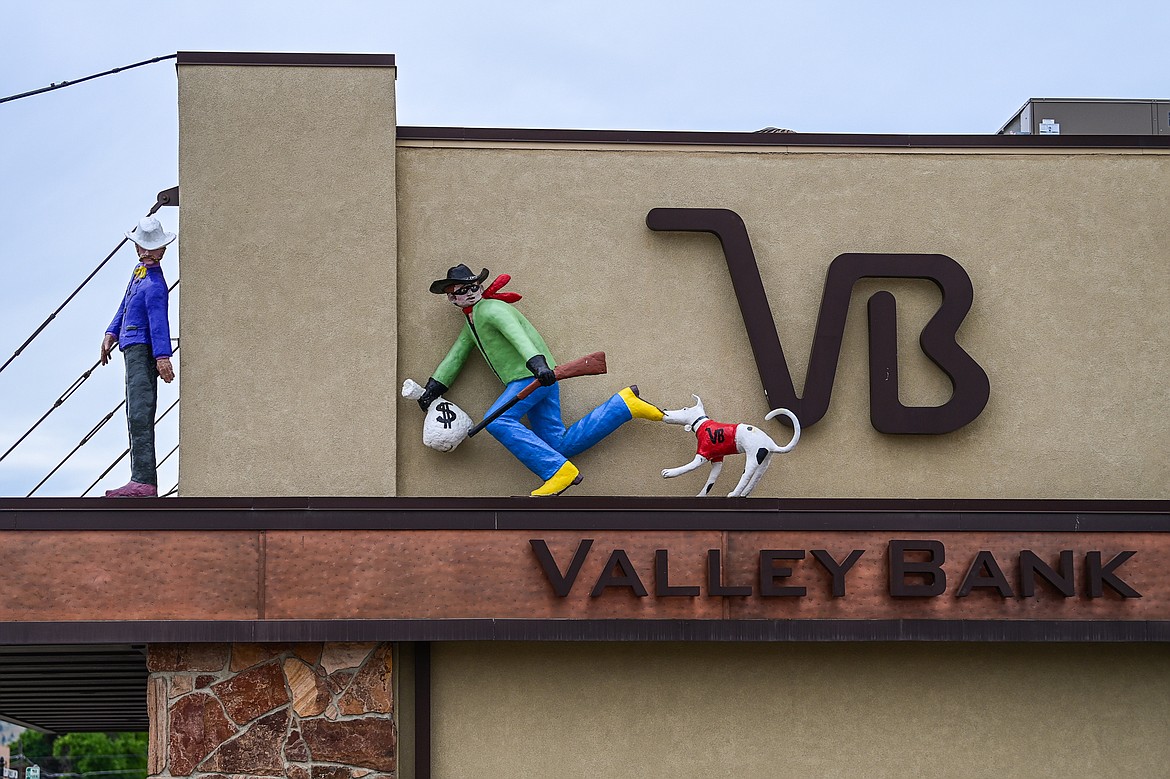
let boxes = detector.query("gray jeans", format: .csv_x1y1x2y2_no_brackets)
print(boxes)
123,344,158,486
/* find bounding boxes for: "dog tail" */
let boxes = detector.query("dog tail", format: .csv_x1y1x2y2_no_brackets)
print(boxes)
763,408,801,453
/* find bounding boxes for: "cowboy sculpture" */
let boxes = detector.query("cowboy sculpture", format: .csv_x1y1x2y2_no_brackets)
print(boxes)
99,216,175,497
417,264,664,496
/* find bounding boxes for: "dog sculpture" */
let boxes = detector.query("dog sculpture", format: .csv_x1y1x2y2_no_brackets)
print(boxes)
661,395,800,497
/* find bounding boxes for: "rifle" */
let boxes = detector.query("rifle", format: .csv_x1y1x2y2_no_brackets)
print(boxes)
467,351,607,437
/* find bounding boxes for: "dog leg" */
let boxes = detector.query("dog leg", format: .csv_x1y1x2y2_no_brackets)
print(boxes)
740,453,773,497
663,455,707,480
697,460,723,497
728,458,759,497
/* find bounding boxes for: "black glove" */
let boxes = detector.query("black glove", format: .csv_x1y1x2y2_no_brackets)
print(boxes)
418,377,449,411
526,355,557,386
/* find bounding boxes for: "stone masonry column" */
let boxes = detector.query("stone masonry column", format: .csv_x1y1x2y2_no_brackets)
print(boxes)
147,642,396,778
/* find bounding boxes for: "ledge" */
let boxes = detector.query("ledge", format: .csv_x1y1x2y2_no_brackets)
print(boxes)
176,51,395,68
2,619,1166,644
397,125,1170,149
0,496,1167,531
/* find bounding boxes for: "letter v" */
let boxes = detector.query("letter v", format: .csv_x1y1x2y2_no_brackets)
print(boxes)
530,539,594,596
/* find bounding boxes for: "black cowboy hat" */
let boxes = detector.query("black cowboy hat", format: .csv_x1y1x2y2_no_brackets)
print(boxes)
429,264,490,294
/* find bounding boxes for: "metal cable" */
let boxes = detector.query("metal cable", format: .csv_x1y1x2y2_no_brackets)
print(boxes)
0,190,176,378
158,442,179,468
46,767,150,771
80,398,179,497
28,399,125,497
0,358,101,464
0,239,128,376
0,54,176,105
0,281,179,463
27,339,180,498
161,483,179,498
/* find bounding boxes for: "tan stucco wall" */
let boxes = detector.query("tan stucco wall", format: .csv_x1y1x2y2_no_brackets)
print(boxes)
168,63,1170,779
431,641,1170,777
396,145,1170,498
173,62,1168,498
177,62,398,495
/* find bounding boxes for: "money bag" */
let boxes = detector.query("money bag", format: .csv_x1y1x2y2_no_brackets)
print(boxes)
401,379,473,452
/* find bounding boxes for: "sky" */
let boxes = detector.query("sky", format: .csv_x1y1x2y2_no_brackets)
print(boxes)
0,0,1166,497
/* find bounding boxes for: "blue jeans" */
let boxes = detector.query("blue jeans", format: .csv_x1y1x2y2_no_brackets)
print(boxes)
484,380,633,480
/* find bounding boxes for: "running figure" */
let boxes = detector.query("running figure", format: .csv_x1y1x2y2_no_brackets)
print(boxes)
416,264,664,496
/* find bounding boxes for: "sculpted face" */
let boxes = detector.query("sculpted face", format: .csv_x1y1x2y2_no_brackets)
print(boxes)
445,282,483,308
135,244,166,264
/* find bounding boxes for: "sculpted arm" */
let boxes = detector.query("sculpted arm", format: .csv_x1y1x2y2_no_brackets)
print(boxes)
102,285,129,365
432,326,474,388
419,326,474,411
143,282,173,359
144,280,174,382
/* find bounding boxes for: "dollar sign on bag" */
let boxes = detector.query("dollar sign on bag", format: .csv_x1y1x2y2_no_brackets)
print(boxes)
436,401,456,429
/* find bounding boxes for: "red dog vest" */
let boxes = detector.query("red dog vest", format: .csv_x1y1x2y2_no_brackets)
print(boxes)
695,419,738,462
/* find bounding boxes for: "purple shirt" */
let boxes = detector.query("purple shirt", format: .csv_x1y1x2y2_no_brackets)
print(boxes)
106,264,172,359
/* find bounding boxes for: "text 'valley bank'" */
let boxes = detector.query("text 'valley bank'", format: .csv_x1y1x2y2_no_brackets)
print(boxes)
531,539,1142,600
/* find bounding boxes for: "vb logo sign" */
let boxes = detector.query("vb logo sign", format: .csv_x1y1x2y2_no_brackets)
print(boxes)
647,208,990,435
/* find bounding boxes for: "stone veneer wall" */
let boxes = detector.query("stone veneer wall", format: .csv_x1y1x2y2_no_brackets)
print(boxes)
147,643,395,779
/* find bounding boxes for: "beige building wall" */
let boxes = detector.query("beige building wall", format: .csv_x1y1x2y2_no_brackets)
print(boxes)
430,642,1170,777
173,59,1169,500
177,57,398,496
396,144,1170,499
168,59,1170,779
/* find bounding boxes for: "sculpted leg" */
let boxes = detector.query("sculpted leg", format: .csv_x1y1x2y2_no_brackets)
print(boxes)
728,459,758,497
740,455,772,497
662,454,707,479
698,460,723,497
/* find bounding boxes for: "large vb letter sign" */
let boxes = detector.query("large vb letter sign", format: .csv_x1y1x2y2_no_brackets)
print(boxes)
647,208,990,435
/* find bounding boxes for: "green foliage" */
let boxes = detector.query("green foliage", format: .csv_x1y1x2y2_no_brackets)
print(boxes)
10,730,61,773
110,734,147,775
11,728,49,758
11,731,146,779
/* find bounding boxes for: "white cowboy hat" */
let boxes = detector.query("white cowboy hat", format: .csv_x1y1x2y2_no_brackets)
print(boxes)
126,216,176,250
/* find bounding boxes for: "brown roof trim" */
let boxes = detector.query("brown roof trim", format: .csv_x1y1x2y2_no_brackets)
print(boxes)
1,619,1166,643
176,51,395,68
397,125,1170,149
0,497,1167,532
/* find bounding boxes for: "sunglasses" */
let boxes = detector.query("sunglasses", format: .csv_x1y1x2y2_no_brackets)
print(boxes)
447,283,480,296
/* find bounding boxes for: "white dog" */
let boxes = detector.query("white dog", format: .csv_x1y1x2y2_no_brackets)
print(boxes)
660,395,800,497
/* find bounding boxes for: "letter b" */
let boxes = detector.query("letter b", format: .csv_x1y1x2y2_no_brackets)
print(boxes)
889,540,946,597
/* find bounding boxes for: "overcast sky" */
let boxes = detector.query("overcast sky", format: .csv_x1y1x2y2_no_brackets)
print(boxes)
0,0,1165,497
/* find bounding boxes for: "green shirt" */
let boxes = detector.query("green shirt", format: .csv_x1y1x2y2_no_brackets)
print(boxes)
432,299,557,386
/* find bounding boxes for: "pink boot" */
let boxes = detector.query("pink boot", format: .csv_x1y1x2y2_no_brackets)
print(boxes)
104,481,158,497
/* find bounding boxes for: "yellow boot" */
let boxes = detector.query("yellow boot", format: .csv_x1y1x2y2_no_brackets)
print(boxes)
531,461,582,497
619,385,664,421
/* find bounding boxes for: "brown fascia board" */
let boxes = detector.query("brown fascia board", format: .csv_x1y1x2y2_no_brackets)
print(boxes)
1,496,1169,532
397,125,1170,149
3,619,1168,644
176,51,395,67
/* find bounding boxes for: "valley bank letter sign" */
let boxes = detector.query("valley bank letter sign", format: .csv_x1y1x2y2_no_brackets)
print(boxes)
529,537,1141,602
498,210,1150,632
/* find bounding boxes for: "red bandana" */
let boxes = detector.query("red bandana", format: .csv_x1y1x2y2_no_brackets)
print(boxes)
462,274,522,314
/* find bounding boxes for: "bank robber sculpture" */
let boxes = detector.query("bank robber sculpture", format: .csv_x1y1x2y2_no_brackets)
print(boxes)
406,265,666,496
